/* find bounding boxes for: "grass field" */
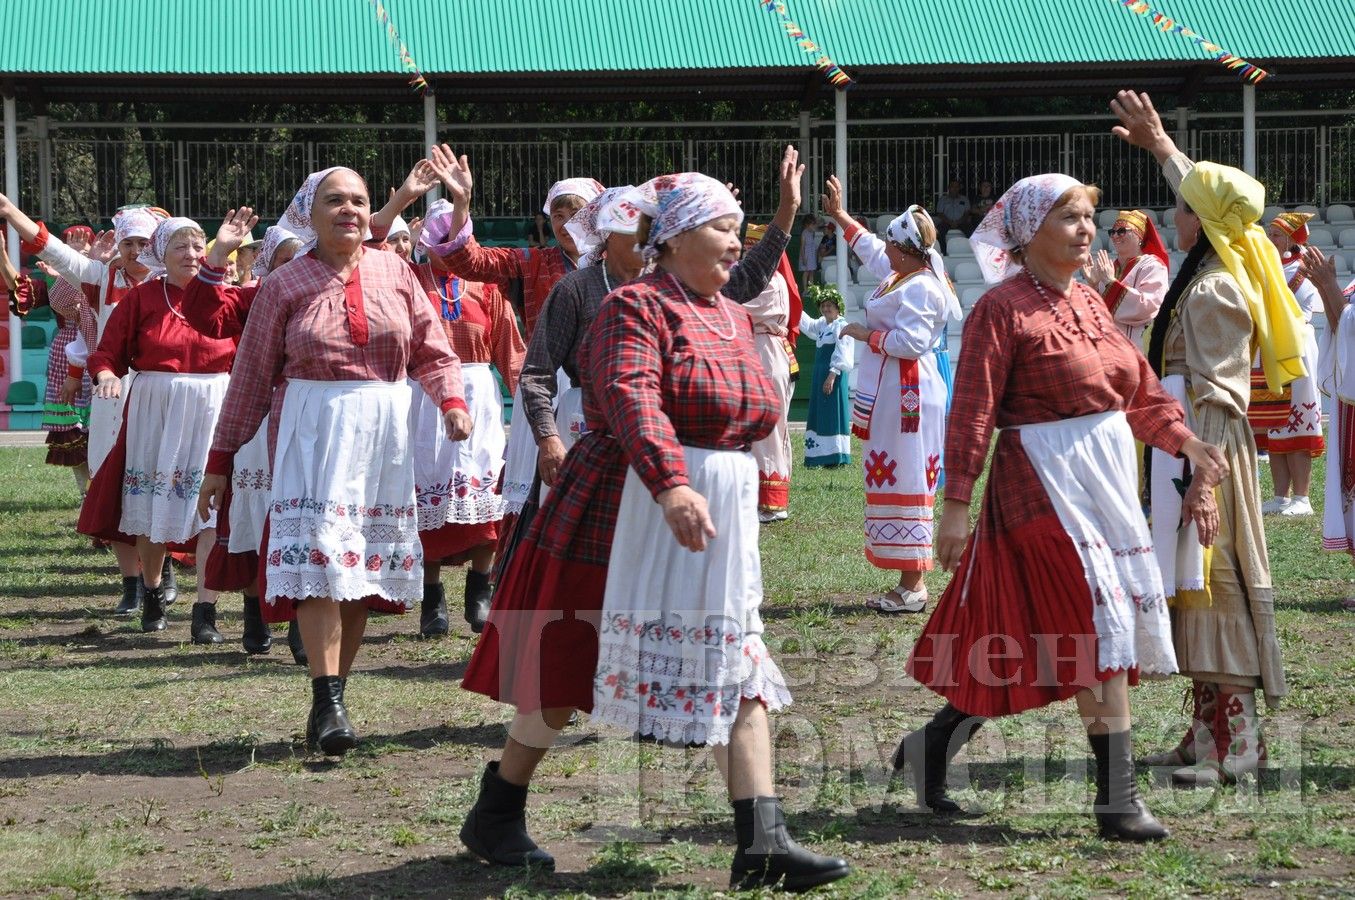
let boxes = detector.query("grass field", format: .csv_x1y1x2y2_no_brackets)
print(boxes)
0,440,1351,898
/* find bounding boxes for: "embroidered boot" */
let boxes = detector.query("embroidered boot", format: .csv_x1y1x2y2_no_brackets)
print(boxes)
306,675,357,756
730,796,850,892
241,595,272,654
464,569,492,634
140,584,167,633
1172,687,1266,787
419,581,449,638
460,762,555,870
1090,730,1169,842
287,620,307,667
892,703,985,813
114,575,142,617
1141,681,1217,767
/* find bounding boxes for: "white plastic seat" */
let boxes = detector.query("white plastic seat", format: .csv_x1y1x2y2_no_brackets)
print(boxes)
1097,209,1120,228
874,214,893,235
821,257,839,283
1327,204,1354,224
1263,204,1284,223
1307,227,1336,248
954,261,983,282
1295,204,1321,220
960,285,987,309
946,240,975,258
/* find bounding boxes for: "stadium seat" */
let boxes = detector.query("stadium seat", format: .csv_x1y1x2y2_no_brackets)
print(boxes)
1263,205,1284,223
960,285,987,309
821,258,839,283
1337,229,1355,249
4,380,39,406
1308,227,1336,248
1327,204,1354,224
954,261,983,283
947,240,975,259
1169,252,1186,271
1097,209,1120,228
20,325,47,349
1296,204,1321,220
25,305,53,322
1334,255,1350,276
874,214,892,235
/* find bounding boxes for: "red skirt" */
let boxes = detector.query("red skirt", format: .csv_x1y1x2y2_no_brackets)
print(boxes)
906,511,1136,719
203,483,258,593
461,535,607,714
420,519,497,565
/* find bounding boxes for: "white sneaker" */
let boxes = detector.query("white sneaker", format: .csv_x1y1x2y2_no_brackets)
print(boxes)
1261,496,1291,514
1281,496,1313,517
758,509,789,524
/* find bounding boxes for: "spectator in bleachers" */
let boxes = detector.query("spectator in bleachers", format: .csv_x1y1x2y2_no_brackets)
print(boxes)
797,214,823,291
935,179,970,253
526,212,550,249
969,179,996,227
1083,209,1169,347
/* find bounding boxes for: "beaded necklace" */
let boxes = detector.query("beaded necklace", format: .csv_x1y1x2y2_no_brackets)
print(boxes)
668,273,735,341
161,278,186,321
1024,268,1108,343
435,272,464,321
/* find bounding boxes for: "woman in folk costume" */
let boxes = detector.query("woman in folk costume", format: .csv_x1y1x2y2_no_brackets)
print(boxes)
199,168,469,756
184,213,307,661
1113,89,1295,786
799,292,856,467
73,217,236,642
819,179,961,614
1255,212,1325,516
39,226,97,489
407,199,525,637
1083,209,1169,346
740,221,803,522
0,196,174,615
901,169,1227,840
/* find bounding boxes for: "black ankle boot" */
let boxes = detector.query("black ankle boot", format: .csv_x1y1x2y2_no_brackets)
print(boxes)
420,581,449,638
191,602,225,644
115,576,141,617
1090,730,1169,842
241,595,272,654
893,703,985,813
730,796,850,892
460,762,555,869
287,620,308,667
160,557,178,607
307,675,357,756
464,569,491,634
141,585,167,632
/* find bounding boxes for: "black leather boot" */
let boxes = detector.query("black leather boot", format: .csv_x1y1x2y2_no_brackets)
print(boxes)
287,620,307,667
730,796,850,892
1090,730,1169,842
160,557,178,607
307,675,358,756
140,584,167,632
460,761,555,870
190,602,225,644
241,595,272,654
420,581,449,638
893,703,985,813
114,575,141,617
464,569,491,634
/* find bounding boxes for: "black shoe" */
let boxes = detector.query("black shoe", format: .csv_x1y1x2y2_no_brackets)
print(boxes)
114,575,141,617
464,569,491,634
241,595,272,654
287,621,308,667
190,602,225,645
140,585,167,632
160,557,178,607
892,703,985,814
730,796,850,892
1090,730,1169,842
420,582,449,638
460,762,555,870
307,675,358,756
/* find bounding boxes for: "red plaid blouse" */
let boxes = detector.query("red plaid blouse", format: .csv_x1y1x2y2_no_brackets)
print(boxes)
436,237,573,342
532,270,780,565
945,273,1192,527
412,262,525,395
182,261,259,339
206,249,466,477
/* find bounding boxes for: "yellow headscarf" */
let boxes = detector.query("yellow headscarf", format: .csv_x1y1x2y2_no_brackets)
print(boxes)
204,238,238,264
1179,162,1305,392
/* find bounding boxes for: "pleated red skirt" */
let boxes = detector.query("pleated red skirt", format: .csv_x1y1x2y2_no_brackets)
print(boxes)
202,483,258,592
420,519,497,565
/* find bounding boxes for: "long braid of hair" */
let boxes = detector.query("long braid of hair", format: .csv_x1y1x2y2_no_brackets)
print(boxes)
1146,237,1212,378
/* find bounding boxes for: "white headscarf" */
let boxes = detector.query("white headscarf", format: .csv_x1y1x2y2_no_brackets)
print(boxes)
970,174,1084,284
631,173,743,263
544,177,605,215
278,166,362,255
388,214,410,239
139,216,202,268
564,185,637,267
888,206,962,320
113,207,160,245
252,224,300,278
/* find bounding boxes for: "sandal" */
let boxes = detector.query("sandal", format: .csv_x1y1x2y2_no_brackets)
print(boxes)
865,587,928,614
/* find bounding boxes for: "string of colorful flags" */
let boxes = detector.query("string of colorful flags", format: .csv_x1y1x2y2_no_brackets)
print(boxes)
368,0,430,95
1115,0,1269,83
758,0,853,89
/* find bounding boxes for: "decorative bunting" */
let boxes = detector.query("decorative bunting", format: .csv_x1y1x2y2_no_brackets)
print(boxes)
1113,0,1269,83
759,0,853,89
368,0,429,95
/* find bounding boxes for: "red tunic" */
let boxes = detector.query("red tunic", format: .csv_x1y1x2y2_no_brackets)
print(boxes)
435,235,574,342
906,273,1192,718
461,270,779,713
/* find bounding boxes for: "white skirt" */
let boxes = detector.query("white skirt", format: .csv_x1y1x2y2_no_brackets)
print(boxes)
1150,375,1208,603
1015,411,1178,677
119,372,228,544
264,379,421,606
503,369,576,514
87,376,131,478
411,364,505,530
228,420,272,554
591,446,792,746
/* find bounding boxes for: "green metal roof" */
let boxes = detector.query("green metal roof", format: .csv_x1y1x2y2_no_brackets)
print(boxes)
5,0,1354,77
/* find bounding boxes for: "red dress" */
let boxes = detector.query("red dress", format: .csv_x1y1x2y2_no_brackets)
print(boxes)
461,270,779,713
435,234,573,342
906,275,1191,718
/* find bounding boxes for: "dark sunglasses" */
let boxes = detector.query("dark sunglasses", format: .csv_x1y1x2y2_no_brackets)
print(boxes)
1107,227,1137,237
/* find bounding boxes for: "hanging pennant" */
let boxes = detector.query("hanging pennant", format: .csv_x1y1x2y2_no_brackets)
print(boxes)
1113,0,1269,83
758,0,853,89
367,0,430,95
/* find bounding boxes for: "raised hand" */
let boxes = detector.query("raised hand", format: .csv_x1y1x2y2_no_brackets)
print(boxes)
777,144,805,212
399,159,440,201
1110,90,1178,162
428,144,473,209
1089,249,1116,288
91,230,117,262
214,207,259,256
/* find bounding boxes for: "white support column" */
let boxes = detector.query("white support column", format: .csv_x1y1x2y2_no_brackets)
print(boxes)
5,93,21,388
1175,106,1189,151
834,88,849,310
1242,84,1257,176
423,92,440,202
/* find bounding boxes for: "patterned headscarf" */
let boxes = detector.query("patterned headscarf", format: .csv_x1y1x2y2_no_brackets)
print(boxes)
543,177,605,215
113,207,162,245
279,166,362,255
252,224,300,278
1270,211,1314,245
139,217,203,268
970,173,1084,284
632,173,743,263
888,205,962,321
1114,210,1170,269
416,198,456,254
564,185,637,267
